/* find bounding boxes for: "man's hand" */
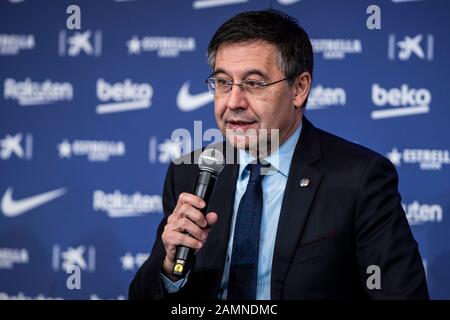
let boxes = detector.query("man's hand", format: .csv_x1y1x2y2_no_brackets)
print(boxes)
161,192,218,281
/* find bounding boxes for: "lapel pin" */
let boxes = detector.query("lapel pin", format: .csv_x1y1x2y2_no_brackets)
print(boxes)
300,178,310,187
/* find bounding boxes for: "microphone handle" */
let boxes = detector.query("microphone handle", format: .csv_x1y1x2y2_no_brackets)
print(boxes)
172,170,216,277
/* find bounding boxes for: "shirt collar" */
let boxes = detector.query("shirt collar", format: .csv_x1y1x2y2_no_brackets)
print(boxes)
237,121,303,179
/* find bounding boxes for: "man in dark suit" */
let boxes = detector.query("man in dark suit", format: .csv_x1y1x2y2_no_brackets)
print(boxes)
129,9,428,300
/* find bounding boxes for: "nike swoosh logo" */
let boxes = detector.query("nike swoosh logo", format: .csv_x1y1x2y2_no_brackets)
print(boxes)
1,187,67,217
177,82,213,112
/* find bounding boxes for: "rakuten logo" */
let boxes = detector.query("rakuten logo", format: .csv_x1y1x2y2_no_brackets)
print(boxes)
4,78,73,106
307,85,346,110
371,84,431,119
93,190,163,218
402,201,443,226
0,292,63,300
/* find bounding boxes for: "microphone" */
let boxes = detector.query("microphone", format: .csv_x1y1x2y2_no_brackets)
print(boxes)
172,147,225,277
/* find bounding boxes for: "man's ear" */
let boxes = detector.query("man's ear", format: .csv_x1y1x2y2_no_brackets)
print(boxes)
292,72,312,109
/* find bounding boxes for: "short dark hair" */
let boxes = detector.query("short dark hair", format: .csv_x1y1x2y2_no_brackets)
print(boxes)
207,9,314,86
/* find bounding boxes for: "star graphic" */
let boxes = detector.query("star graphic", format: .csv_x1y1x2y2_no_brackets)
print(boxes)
387,147,402,166
127,36,141,55
120,253,135,271
58,140,72,158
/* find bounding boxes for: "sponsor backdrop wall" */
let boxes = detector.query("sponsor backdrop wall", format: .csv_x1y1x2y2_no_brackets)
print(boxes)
0,0,449,299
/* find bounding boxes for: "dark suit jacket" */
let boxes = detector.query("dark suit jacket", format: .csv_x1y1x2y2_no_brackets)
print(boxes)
129,117,429,300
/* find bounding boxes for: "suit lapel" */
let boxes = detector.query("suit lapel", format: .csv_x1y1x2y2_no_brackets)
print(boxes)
204,162,238,266
271,117,323,299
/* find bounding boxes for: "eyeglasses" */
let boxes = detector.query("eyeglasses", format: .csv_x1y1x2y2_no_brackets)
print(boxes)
205,75,290,97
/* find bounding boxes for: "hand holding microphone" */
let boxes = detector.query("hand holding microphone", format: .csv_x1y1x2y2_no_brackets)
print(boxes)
161,148,224,279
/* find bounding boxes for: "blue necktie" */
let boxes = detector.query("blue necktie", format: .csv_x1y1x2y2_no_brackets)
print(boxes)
228,163,266,300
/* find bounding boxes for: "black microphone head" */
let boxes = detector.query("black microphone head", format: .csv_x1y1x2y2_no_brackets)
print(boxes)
198,147,225,176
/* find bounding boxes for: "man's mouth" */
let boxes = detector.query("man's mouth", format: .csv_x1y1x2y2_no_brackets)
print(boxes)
226,120,258,131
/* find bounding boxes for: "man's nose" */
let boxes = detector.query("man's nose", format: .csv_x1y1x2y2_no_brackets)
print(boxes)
225,85,249,110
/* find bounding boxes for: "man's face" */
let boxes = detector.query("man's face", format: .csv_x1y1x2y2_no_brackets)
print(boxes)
213,41,307,152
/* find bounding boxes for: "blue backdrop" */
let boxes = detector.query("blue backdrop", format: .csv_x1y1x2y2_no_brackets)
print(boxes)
0,0,449,300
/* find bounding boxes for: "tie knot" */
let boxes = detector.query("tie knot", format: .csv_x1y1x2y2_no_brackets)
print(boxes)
246,162,270,183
